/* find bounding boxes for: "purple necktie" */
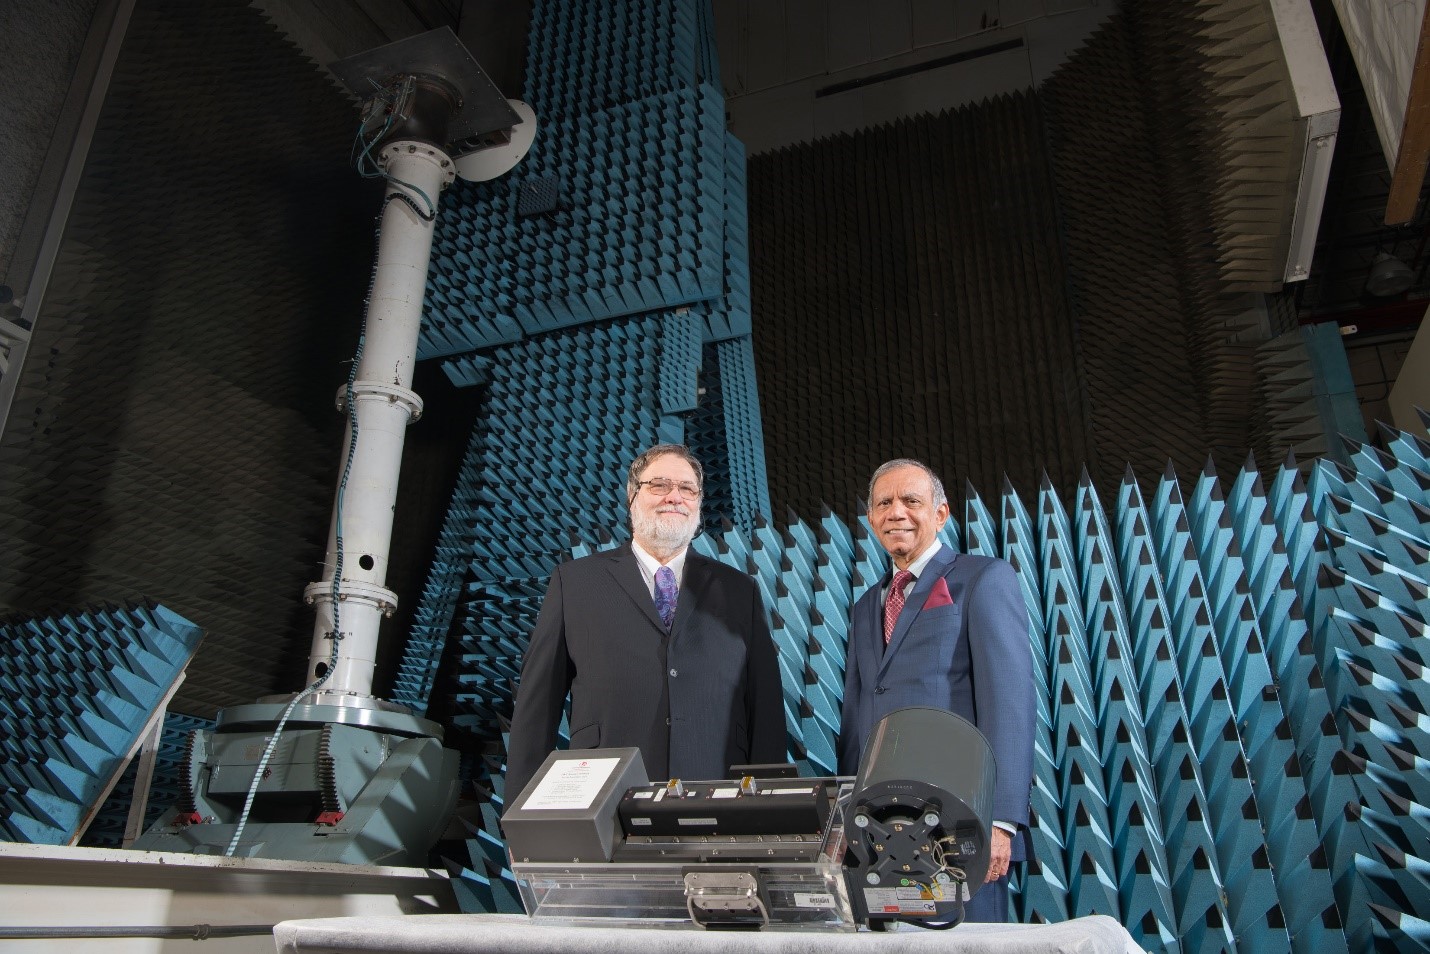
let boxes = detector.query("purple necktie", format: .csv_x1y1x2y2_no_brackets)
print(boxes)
655,565,678,630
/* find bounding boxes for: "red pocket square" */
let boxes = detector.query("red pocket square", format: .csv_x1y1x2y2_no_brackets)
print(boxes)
924,577,955,608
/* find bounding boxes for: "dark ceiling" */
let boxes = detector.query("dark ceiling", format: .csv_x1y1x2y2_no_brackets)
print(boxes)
262,0,1429,329
1,0,1423,720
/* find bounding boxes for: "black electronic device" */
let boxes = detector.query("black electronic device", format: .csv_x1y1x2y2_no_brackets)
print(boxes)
842,706,997,929
507,707,997,931
618,777,831,838
728,762,800,779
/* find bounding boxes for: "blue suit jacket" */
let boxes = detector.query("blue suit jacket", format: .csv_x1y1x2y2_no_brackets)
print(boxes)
838,546,1035,860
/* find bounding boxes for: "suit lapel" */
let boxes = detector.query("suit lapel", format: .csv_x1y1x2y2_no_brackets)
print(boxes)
604,544,666,633
856,583,883,684
670,553,708,635
879,547,958,676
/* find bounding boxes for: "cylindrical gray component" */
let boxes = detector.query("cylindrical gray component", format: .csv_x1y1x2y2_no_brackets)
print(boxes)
854,706,996,826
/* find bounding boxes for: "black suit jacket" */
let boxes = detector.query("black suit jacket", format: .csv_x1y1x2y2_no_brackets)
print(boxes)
504,543,787,804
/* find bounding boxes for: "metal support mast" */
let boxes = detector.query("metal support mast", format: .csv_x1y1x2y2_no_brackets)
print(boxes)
132,28,533,866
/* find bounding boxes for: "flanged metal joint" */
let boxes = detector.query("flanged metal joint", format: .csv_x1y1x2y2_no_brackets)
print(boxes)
303,579,399,618
334,381,424,422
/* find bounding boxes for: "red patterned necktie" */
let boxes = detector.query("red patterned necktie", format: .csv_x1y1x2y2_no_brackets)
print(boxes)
884,569,914,645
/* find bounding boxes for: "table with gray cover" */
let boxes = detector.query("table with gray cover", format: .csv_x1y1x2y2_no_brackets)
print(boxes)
273,912,1144,954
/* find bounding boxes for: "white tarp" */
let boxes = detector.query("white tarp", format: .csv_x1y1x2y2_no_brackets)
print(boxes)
1331,0,1425,170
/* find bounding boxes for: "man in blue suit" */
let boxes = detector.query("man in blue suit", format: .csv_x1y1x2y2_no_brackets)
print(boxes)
839,459,1034,923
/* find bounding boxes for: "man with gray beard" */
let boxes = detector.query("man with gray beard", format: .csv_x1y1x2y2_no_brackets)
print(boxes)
504,444,787,804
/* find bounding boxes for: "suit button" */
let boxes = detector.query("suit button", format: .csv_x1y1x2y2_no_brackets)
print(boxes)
666,718,672,726
669,668,678,677
875,687,886,694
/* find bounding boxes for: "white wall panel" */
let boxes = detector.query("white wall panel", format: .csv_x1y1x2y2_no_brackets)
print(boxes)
1025,7,1101,84
810,42,1029,138
711,0,748,90
826,0,873,72
717,0,1109,153
1001,0,1047,23
910,0,960,45
868,2,913,62
955,0,1001,36
1389,303,1430,437
745,0,790,94
785,0,829,82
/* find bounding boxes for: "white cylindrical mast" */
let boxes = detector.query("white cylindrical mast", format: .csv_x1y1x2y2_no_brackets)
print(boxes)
303,140,455,699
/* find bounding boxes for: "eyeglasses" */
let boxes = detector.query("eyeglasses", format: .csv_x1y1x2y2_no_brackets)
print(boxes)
637,478,702,500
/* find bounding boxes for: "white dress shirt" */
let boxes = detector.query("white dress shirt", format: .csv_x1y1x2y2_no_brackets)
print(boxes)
632,541,688,599
880,540,944,606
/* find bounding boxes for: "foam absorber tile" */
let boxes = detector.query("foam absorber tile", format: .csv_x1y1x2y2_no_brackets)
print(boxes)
0,603,202,844
1298,446,1430,951
1071,474,1181,950
749,93,1091,520
1224,456,1361,853
524,0,710,122
1035,478,1125,923
78,711,215,849
0,0,371,718
684,342,737,528
1186,461,1346,953
996,483,1070,924
1111,471,1235,951
1146,466,1297,951
436,430,1427,948
686,133,752,343
713,337,772,527
396,315,669,731
422,84,726,359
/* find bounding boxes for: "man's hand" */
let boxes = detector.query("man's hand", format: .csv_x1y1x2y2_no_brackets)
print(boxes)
985,827,1012,883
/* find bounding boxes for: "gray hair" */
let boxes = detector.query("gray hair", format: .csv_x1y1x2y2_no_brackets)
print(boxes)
866,458,947,511
626,444,704,502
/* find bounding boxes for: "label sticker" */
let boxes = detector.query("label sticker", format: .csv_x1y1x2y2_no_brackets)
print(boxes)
863,888,937,915
898,883,944,902
711,787,739,798
522,757,620,811
677,817,719,826
629,817,651,826
793,892,834,908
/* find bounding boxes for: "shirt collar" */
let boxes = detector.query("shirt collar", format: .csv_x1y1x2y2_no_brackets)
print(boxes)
895,540,943,582
632,539,688,590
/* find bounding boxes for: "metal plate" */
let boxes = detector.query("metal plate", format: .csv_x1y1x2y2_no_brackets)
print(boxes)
329,27,520,143
216,702,445,740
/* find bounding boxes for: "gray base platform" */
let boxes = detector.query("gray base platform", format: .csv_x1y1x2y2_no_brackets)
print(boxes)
273,912,1145,954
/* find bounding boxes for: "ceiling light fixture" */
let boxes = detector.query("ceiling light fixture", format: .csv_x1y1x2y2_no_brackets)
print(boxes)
1366,252,1415,297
